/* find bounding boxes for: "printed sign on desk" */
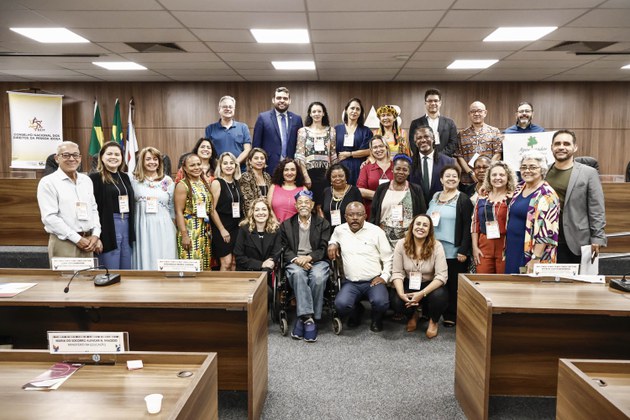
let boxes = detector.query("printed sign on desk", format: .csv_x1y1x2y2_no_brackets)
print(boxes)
51,257,96,272
48,331,127,354
157,259,201,272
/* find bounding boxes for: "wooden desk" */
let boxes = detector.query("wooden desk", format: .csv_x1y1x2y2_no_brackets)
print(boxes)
557,359,630,420
454,274,630,420
0,350,218,420
0,269,268,420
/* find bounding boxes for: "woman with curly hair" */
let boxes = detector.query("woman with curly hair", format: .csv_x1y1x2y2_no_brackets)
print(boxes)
174,153,213,270
268,158,306,223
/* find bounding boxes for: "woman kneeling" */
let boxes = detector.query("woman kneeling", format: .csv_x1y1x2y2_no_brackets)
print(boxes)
391,214,448,339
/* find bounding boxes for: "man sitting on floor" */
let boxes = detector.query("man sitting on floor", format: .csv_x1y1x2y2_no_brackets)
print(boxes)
328,201,393,332
280,190,331,342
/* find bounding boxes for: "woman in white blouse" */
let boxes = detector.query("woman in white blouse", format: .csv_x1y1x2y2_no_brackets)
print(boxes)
391,214,449,339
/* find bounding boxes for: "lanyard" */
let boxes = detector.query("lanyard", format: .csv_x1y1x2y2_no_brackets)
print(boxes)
112,172,128,197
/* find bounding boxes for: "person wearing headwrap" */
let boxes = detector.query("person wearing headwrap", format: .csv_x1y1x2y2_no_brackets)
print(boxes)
374,105,411,158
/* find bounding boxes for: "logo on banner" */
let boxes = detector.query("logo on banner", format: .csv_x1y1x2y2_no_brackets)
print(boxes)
28,116,44,131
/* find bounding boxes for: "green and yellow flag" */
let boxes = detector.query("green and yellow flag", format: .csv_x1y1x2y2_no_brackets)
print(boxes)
89,101,104,156
111,98,123,146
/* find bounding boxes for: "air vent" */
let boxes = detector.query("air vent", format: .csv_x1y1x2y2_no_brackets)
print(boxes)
124,42,186,53
546,41,616,53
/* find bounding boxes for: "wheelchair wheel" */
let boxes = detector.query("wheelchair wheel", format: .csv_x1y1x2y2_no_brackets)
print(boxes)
332,317,342,335
279,317,288,336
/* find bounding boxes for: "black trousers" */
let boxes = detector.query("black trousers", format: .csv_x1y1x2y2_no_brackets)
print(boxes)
389,279,448,323
557,242,581,264
444,258,468,323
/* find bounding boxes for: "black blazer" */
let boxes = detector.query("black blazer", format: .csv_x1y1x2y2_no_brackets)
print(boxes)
408,115,458,157
369,181,427,225
453,192,473,256
89,171,136,253
234,224,281,271
280,214,331,264
410,151,456,204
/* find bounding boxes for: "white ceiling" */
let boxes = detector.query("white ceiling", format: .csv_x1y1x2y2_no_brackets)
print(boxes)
1,0,630,82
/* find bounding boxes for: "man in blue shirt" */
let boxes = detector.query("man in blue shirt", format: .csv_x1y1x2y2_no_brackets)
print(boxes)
504,101,545,133
205,95,251,167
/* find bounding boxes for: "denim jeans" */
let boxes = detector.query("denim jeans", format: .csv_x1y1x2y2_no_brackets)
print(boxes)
98,213,132,270
286,260,330,319
334,280,389,320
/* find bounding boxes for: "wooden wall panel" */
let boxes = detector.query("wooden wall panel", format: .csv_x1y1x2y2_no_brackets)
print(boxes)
1,81,629,176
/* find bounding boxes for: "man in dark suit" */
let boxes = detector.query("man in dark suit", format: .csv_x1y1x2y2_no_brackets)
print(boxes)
409,126,456,204
253,86,304,175
408,88,458,158
546,130,606,263
280,190,331,342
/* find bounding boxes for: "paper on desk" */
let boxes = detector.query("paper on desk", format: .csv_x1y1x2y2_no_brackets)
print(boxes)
580,244,599,275
22,362,82,391
0,282,36,297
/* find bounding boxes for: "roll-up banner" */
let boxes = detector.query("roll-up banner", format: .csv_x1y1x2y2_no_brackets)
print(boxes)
7,91,63,169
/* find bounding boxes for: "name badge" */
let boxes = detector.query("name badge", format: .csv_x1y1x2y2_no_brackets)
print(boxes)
196,202,208,218
118,195,129,213
76,201,89,220
430,211,440,226
409,272,422,290
330,209,342,226
232,202,241,218
146,197,158,214
378,178,389,185
485,221,500,239
343,133,354,147
314,138,325,152
391,204,403,222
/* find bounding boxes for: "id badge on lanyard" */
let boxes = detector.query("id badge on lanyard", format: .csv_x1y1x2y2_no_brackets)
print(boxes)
409,271,422,290
196,201,208,218
232,202,241,218
76,202,89,220
330,209,342,226
314,138,325,152
118,195,129,213
146,197,158,213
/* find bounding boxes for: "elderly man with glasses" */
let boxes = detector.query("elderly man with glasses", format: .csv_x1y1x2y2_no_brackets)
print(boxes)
37,141,102,263
454,101,504,186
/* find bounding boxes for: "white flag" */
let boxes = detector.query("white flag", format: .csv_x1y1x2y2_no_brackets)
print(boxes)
125,99,138,176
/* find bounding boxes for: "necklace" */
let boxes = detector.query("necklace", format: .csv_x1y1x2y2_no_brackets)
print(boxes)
332,185,349,201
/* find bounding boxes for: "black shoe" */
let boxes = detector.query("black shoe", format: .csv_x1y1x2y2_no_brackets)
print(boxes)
443,319,456,328
370,320,383,332
347,303,365,328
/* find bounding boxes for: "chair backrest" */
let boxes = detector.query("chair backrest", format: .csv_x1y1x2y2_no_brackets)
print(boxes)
575,156,599,173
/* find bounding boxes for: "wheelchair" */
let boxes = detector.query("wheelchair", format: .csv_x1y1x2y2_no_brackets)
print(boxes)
270,252,343,336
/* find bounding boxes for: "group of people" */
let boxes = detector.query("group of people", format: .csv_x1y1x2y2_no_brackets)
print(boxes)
37,86,607,343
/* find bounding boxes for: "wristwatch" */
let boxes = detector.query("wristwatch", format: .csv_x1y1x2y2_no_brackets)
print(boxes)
531,254,541,260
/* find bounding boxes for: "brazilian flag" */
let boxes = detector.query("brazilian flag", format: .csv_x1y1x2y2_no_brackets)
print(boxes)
89,101,104,156
111,98,123,146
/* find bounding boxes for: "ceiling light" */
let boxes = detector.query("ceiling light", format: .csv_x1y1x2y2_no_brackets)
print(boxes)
10,28,89,43
272,61,315,70
93,62,147,70
250,29,310,44
484,27,557,42
622,64,630,69
447,60,498,69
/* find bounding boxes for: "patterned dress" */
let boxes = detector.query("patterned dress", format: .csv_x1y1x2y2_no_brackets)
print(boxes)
177,179,213,270
379,188,414,248
295,126,338,206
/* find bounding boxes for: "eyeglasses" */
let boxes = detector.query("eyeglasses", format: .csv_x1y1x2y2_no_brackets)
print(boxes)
58,153,81,160
220,105,234,110
425,99,440,103
470,109,485,114
519,165,540,172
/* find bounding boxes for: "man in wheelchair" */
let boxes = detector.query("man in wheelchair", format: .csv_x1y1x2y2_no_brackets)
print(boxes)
280,190,332,342
328,201,393,332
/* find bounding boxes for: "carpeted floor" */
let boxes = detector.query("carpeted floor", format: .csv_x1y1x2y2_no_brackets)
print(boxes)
219,306,556,420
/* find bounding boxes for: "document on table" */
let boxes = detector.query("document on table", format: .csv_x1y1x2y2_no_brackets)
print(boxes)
0,282,36,297
22,362,83,391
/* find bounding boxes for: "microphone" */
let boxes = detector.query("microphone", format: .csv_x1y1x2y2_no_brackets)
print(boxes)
63,265,121,293
610,271,630,293
64,266,97,293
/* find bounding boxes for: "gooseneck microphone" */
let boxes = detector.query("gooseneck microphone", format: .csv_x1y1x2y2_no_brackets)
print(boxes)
610,271,630,292
63,265,121,293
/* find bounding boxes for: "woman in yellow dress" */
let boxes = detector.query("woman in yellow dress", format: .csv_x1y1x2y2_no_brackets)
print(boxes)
174,153,213,270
